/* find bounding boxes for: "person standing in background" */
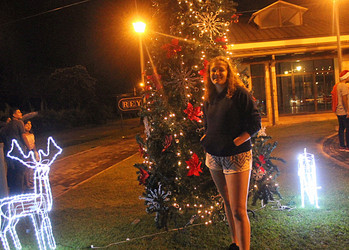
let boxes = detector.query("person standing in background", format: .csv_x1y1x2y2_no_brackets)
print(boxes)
332,70,349,151
23,120,39,190
0,108,30,195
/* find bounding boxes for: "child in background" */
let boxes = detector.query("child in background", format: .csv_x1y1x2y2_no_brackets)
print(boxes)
23,120,39,190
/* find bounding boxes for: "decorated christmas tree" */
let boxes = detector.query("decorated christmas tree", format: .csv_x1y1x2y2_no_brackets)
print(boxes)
134,0,284,229
249,127,285,207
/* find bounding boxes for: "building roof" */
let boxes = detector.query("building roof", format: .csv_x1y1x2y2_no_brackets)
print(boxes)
229,0,349,43
227,0,349,58
248,0,308,28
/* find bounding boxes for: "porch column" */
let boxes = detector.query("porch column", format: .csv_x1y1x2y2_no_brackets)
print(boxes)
264,63,273,125
270,57,279,124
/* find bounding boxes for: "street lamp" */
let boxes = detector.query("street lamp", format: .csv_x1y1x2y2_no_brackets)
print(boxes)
133,21,146,95
133,21,146,33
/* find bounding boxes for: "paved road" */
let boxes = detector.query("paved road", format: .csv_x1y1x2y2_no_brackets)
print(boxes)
37,118,142,198
50,137,139,197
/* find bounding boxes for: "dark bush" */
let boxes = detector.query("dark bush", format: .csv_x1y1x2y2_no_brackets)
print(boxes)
30,107,116,135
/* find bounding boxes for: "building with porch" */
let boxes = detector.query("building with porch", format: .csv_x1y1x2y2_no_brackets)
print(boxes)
228,0,349,125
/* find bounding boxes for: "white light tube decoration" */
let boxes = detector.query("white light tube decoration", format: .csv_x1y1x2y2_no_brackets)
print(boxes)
297,148,319,208
0,137,62,250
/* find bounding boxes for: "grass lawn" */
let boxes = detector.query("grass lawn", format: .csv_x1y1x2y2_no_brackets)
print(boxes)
13,119,349,249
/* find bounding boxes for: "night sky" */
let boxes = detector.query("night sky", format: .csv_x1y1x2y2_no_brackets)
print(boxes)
0,0,271,96
0,0,153,95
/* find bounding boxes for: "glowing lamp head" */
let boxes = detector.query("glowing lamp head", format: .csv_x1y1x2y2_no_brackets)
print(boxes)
133,21,146,33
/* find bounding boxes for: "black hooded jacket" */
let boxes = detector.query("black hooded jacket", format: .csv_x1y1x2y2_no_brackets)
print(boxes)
201,86,261,157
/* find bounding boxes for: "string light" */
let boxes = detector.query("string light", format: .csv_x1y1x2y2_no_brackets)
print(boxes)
298,148,320,208
1,137,62,250
136,0,235,230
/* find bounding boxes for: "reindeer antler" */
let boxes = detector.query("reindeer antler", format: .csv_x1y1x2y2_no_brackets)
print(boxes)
37,137,63,167
7,137,62,168
7,139,37,168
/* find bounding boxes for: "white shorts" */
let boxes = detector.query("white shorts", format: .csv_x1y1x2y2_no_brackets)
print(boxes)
205,150,252,174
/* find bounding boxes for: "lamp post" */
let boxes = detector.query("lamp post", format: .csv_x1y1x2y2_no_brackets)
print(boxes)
133,21,146,96
333,0,342,72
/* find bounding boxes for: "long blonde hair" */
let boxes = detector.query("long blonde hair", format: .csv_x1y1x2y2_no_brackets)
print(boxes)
204,56,246,102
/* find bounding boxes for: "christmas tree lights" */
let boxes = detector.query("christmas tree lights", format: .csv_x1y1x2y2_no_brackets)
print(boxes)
135,0,283,228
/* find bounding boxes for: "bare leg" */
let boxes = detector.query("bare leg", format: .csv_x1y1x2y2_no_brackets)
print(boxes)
225,170,251,250
209,169,238,244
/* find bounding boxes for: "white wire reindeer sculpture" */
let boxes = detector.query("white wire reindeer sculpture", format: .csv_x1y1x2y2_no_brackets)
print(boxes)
0,137,62,250
298,148,320,208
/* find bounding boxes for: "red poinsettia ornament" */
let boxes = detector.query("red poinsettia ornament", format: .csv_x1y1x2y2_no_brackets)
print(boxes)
199,59,209,82
162,135,173,152
259,166,266,173
138,167,150,185
214,37,227,43
138,144,147,158
259,155,266,165
147,73,162,90
186,153,203,176
161,38,182,58
214,37,228,50
184,103,203,122
231,13,242,23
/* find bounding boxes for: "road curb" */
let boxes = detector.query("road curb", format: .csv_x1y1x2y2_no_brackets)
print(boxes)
318,133,349,170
